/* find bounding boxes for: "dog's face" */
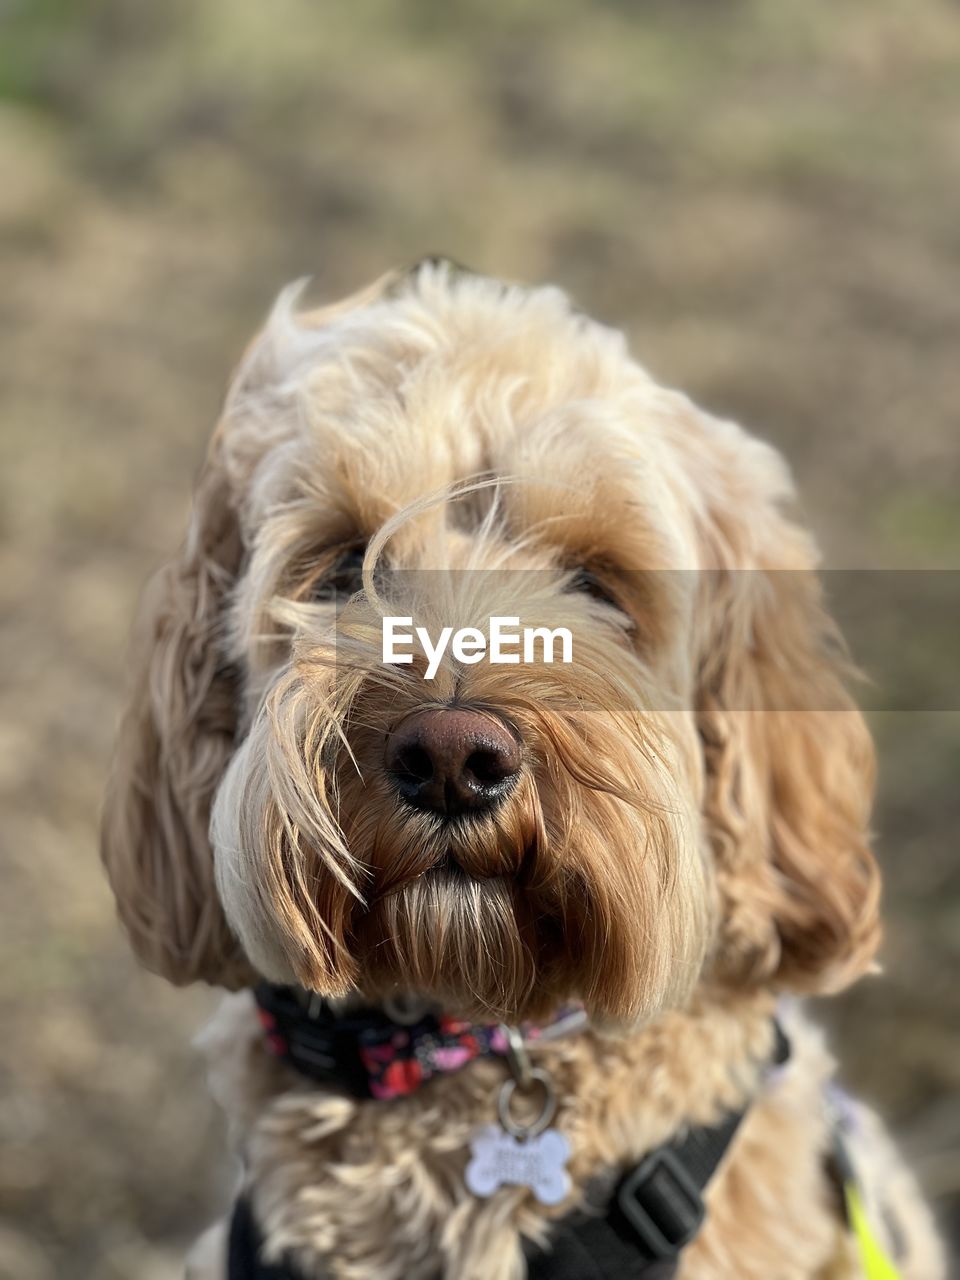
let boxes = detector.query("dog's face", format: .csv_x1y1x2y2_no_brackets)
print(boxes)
102,264,881,1025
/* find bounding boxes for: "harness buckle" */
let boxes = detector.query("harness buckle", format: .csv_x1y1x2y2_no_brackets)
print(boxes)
614,1147,706,1260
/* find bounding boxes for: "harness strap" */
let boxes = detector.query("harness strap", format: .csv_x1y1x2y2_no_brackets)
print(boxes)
524,1082,761,1278
525,1224,679,1280
228,1197,307,1280
829,1112,904,1280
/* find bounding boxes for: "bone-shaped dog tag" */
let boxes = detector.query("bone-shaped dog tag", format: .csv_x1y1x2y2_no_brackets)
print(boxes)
465,1124,571,1206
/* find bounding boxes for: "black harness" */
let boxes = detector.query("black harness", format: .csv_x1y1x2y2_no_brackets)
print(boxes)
228,989,790,1280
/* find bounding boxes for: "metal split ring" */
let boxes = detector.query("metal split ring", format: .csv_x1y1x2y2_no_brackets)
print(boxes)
497,1067,557,1139
502,1023,533,1088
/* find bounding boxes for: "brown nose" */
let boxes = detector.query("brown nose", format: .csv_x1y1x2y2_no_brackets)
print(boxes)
384,708,522,818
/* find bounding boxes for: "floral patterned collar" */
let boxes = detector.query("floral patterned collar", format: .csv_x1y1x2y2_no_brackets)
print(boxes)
254,982,585,1100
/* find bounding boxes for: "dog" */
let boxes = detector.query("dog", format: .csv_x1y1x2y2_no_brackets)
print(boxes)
101,261,944,1279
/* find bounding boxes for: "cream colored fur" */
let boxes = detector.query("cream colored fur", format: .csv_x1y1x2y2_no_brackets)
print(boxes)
102,263,944,1278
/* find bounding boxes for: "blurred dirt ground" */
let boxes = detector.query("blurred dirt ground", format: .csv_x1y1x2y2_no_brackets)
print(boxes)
1,2,958,1276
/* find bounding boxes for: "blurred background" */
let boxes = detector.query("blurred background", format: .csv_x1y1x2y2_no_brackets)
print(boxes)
1,1,958,1276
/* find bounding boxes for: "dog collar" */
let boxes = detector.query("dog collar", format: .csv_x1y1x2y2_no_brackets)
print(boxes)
254,982,587,1099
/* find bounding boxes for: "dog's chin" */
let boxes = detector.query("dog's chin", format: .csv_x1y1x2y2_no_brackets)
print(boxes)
350,866,569,1024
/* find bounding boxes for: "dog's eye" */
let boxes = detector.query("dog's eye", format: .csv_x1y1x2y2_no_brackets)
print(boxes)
311,546,366,602
567,568,623,613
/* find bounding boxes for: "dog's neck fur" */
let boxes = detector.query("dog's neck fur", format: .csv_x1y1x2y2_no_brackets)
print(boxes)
197,985,844,1280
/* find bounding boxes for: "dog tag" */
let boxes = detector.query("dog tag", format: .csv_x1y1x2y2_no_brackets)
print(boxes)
465,1124,571,1206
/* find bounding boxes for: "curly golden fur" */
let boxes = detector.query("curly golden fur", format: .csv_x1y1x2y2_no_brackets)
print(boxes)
102,262,943,1278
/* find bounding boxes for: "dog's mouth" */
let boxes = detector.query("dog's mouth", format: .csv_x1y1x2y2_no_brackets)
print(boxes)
350,777,542,903
363,837,537,917
430,850,477,880
348,852,566,1021
432,835,535,881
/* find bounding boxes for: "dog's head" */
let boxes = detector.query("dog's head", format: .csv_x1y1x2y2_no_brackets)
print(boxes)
101,263,880,1023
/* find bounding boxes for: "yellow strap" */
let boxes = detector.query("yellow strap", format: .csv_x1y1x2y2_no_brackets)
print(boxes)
843,1181,901,1280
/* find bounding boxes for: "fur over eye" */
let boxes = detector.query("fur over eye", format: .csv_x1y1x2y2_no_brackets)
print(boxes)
566,567,624,613
311,545,366,602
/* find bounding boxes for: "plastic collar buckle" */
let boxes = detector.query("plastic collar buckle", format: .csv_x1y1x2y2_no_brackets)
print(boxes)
615,1147,706,1260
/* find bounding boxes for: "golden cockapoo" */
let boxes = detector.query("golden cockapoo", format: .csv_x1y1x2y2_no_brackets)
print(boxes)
101,263,944,1279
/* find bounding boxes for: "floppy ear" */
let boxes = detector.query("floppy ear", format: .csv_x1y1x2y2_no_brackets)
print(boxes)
690,416,881,994
101,271,412,986
101,431,253,987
